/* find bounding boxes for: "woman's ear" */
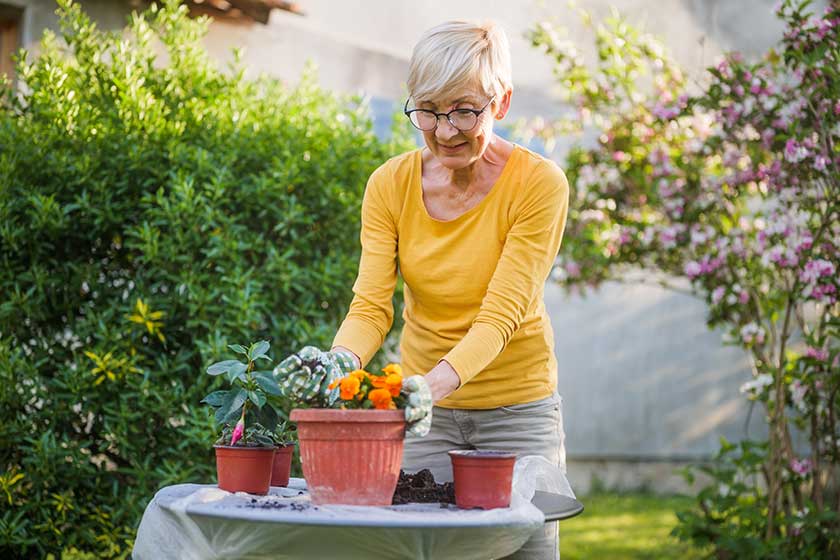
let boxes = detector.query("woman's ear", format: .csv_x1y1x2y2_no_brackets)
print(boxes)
495,88,513,120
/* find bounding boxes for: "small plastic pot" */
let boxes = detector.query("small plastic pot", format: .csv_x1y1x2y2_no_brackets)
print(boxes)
214,445,275,495
270,444,295,487
449,450,517,509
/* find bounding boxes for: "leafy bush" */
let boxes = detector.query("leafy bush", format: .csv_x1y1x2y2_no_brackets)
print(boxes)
0,0,412,556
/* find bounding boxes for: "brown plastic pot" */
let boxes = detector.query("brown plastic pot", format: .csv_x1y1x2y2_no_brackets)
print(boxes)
214,445,275,495
270,444,295,487
291,408,405,505
449,450,517,509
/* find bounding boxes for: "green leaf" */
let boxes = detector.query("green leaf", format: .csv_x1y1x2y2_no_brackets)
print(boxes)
201,390,229,407
207,360,241,376
253,371,282,396
228,344,248,356
248,390,266,408
227,362,248,383
215,388,247,425
257,405,279,432
252,433,274,447
249,340,270,361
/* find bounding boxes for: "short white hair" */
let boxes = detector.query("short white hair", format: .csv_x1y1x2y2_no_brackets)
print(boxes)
407,20,512,104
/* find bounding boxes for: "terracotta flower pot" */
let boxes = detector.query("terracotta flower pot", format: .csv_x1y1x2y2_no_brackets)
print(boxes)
291,408,405,505
270,444,295,487
214,445,275,495
449,450,517,509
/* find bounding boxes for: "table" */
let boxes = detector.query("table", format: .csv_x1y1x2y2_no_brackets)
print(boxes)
532,490,585,522
133,479,583,560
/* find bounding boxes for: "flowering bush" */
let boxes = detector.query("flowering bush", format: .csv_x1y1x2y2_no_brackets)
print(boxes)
328,364,408,410
527,1,838,556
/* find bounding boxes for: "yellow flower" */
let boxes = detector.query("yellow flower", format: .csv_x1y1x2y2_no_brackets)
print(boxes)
339,376,361,400
385,373,403,397
369,388,395,410
382,363,402,376
349,369,368,382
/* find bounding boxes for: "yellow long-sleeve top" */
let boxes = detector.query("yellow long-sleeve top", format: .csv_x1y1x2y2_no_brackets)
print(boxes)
333,145,569,409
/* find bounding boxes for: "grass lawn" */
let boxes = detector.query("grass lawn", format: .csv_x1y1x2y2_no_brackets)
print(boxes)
558,492,710,559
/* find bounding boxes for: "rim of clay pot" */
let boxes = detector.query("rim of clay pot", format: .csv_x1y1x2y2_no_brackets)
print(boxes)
448,450,517,460
291,408,405,423
213,445,275,451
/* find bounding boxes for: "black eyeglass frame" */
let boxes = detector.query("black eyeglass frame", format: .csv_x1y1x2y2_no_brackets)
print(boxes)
403,95,496,132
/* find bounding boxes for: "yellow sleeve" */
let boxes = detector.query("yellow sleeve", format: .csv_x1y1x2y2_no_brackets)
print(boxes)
441,161,570,385
332,164,398,367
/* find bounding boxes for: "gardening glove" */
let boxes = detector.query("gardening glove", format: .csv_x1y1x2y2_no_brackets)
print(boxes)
273,346,356,405
403,375,433,438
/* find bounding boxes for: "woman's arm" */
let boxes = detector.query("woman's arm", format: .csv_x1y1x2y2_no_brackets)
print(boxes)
441,162,570,387
423,359,461,402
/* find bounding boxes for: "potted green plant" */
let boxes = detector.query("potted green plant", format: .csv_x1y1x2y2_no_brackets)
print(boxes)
290,364,408,505
270,419,297,488
202,341,285,495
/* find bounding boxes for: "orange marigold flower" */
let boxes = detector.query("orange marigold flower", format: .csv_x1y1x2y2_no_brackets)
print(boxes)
385,373,402,397
369,374,388,389
382,363,402,376
369,388,395,410
339,376,361,400
328,379,340,391
350,369,368,382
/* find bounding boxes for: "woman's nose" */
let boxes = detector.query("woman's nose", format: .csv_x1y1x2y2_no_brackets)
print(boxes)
435,117,460,141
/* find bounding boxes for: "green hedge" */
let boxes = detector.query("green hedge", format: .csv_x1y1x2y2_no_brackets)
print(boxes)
0,0,412,556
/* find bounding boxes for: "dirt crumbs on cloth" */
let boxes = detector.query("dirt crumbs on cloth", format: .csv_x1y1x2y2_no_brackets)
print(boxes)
244,498,313,511
392,469,455,505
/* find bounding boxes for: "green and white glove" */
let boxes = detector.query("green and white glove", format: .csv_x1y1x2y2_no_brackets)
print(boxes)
273,346,357,405
403,375,433,438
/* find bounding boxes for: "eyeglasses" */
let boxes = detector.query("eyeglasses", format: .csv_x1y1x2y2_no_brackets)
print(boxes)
404,96,496,132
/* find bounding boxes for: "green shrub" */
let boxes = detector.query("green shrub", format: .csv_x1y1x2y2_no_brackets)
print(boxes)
0,0,412,556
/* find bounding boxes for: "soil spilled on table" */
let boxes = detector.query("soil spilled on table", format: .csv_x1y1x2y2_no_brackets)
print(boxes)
391,469,455,505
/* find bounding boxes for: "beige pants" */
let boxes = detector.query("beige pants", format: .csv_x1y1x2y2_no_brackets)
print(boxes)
402,393,566,560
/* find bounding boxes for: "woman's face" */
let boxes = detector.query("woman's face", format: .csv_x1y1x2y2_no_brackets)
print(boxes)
418,89,511,170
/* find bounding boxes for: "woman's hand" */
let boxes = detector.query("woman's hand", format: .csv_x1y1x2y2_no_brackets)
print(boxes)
401,360,460,438
273,346,357,405
403,375,433,437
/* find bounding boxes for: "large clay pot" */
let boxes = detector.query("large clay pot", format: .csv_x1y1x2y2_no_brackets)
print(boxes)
270,444,295,487
214,445,275,495
449,450,516,509
291,408,405,505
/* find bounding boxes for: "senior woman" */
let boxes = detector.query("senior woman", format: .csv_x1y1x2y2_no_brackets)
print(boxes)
275,20,569,560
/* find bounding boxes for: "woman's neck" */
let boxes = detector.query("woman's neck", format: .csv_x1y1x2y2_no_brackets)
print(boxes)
433,136,513,191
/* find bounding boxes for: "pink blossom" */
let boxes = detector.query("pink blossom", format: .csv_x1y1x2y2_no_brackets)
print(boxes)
740,323,766,345
805,346,829,361
612,150,627,162
712,286,726,304
230,418,245,446
814,155,829,171
684,261,702,278
739,291,750,305
784,139,810,163
800,259,836,283
565,261,581,279
790,458,812,477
